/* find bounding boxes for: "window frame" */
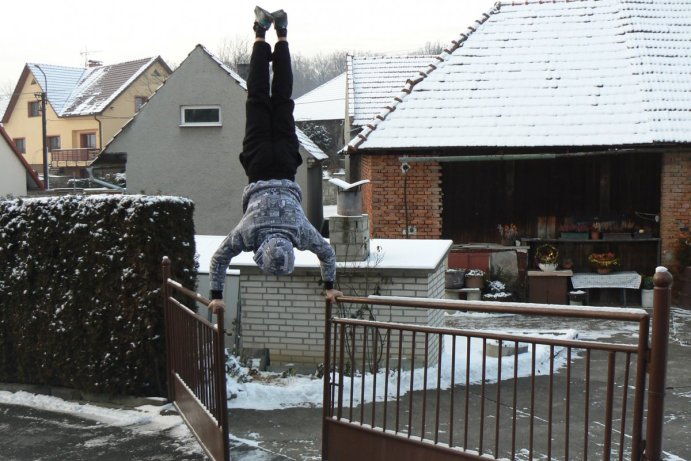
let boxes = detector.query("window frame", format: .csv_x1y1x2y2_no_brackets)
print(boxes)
28,100,41,117
80,132,97,149
13,138,26,154
134,96,147,112
47,135,61,151
179,105,222,127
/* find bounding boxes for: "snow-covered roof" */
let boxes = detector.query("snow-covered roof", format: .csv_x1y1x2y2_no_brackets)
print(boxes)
347,54,437,126
296,127,328,161
25,58,169,117
195,235,452,274
350,0,691,150
294,72,346,122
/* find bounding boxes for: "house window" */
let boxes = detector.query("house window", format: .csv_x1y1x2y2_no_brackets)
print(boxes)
135,96,147,111
48,136,61,151
28,100,41,117
80,132,97,149
13,138,26,154
180,105,222,127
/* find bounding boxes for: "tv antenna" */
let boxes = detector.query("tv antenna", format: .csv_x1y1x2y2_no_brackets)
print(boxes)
80,47,103,67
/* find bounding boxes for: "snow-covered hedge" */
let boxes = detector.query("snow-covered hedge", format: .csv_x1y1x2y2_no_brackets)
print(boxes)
0,194,196,396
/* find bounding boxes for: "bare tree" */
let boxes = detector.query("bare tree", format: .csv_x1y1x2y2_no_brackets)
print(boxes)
217,35,253,79
216,37,346,97
414,40,445,55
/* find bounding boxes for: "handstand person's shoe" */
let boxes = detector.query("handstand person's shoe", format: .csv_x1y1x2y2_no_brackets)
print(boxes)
271,9,287,29
254,6,274,30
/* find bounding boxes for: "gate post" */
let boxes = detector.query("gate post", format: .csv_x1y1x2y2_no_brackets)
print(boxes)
322,299,333,461
161,256,174,400
644,266,673,461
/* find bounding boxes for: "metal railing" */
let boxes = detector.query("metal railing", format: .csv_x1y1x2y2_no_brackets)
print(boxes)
50,148,100,167
322,270,673,461
162,257,230,461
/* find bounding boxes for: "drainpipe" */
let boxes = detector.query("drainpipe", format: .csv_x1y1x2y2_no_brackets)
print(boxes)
94,115,103,150
305,157,325,233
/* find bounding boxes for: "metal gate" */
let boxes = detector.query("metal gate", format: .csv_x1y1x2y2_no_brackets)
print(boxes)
162,257,230,461
323,270,672,461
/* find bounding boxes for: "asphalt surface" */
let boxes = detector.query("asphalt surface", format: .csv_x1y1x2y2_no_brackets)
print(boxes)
0,306,689,461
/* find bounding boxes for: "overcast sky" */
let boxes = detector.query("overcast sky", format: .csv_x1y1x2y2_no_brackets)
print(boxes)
1,0,496,91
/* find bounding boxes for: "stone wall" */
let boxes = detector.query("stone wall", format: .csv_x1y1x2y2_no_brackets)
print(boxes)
238,257,448,367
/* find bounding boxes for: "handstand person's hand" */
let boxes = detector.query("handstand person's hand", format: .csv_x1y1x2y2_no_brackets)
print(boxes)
325,289,343,303
208,299,226,314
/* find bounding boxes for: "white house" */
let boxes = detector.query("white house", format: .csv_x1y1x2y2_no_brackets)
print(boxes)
0,124,43,196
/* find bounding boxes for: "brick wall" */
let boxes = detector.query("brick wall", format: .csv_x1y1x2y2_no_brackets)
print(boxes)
660,152,691,267
360,154,442,239
238,258,448,367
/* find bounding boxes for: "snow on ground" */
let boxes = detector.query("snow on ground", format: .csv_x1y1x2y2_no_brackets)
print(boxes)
0,309,688,461
226,329,577,410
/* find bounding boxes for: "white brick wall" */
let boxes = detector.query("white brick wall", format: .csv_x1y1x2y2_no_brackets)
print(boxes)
238,257,449,367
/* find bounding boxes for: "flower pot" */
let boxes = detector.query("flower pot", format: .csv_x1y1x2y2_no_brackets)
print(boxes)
590,231,601,240
445,269,466,289
465,274,484,289
596,266,611,274
569,290,586,305
539,263,557,272
641,289,654,308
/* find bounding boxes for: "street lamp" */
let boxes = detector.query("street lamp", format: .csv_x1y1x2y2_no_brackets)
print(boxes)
34,64,49,190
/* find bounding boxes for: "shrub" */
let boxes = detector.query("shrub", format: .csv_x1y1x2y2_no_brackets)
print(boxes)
0,194,196,396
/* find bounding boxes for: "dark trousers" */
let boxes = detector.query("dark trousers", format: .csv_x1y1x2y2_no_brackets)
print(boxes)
239,41,302,183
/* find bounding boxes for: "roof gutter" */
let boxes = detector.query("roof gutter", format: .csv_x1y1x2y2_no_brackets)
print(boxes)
398,147,673,164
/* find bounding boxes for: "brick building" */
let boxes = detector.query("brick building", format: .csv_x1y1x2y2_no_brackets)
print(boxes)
347,0,691,275
196,235,452,367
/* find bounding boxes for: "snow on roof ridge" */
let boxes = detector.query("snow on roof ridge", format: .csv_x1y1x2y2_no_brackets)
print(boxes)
501,0,587,5
347,2,501,152
200,44,248,90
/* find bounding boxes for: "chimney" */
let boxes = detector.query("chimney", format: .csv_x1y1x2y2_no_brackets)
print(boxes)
87,60,103,68
328,179,370,262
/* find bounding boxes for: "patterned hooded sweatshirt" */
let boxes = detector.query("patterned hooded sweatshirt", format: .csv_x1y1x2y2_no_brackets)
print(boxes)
209,179,336,299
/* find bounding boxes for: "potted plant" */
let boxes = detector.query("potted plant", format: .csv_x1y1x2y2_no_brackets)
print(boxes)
535,244,559,271
482,280,513,302
640,275,654,308
590,219,601,240
445,268,466,289
464,269,485,289
588,252,619,274
497,223,518,246
559,222,589,240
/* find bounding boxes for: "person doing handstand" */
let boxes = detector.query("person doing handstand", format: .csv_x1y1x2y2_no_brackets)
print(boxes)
208,7,342,313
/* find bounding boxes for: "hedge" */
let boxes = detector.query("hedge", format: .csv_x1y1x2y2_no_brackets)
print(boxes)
0,194,197,397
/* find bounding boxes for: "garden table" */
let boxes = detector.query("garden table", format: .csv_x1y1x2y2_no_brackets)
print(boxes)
571,271,642,306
